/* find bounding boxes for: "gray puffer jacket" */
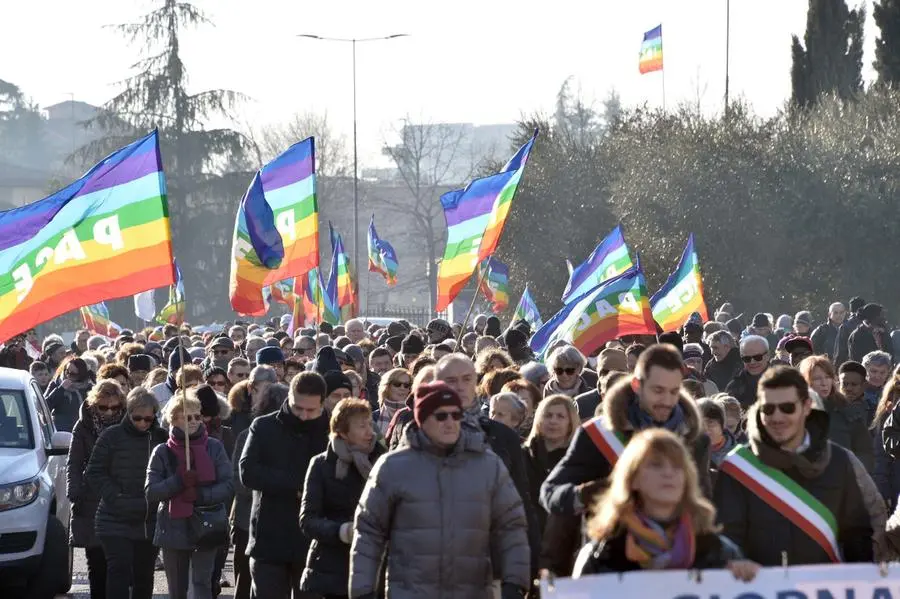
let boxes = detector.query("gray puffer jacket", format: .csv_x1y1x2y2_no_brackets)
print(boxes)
350,426,529,599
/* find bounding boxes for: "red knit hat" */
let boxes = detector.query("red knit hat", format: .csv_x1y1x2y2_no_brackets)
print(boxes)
413,381,462,428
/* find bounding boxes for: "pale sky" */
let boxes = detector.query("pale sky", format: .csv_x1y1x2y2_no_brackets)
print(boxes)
3,0,876,167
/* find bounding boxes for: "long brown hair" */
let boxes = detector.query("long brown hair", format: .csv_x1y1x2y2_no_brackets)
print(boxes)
872,371,900,430
587,429,719,541
798,355,841,403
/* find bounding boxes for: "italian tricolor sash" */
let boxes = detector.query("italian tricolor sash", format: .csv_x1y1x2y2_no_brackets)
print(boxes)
583,417,627,466
720,446,841,563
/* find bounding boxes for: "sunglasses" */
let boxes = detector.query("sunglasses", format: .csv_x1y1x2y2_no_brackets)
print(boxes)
433,411,463,422
181,414,202,422
741,353,767,363
232,372,249,379
390,381,411,389
212,349,232,356
760,401,800,416
554,367,577,376
96,404,122,413
132,415,155,424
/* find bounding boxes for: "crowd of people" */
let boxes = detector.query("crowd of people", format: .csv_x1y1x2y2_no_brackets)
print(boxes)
1,299,899,598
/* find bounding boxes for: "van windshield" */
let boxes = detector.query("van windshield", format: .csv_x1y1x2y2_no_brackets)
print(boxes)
0,390,34,449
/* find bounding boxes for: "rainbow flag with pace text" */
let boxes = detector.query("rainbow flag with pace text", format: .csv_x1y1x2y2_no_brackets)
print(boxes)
435,130,537,311
230,137,319,316
513,284,542,330
0,131,175,342
477,257,509,313
80,301,122,338
368,216,398,286
650,234,708,332
639,25,663,74
563,225,634,304
530,267,657,358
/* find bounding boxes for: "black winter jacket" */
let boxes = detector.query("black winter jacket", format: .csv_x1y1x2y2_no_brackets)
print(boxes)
725,370,762,410
849,324,894,364
299,441,386,595
835,315,863,366
85,416,167,540
46,384,88,433
572,529,743,576
574,390,600,422
230,428,252,532
823,395,873,473
704,347,744,392
522,438,566,537
811,322,839,360
239,400,329,563
714,406,873,566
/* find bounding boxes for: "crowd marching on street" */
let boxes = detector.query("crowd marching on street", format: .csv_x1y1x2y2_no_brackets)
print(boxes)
1,300,900,598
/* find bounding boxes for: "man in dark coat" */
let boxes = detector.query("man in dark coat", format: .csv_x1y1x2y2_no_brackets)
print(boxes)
810,302,846,360
835,296,867,366
704,330,744,391
725,335,770,409
240,371,329,598
541,344,711,520
849,303,894,363
714,366,873,565
574,348,627,421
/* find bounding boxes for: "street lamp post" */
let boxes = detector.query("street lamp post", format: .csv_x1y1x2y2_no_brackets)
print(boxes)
297,33,409,315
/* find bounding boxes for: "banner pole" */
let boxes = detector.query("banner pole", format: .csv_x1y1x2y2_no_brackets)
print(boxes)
176,330,190,469
455,258,491,347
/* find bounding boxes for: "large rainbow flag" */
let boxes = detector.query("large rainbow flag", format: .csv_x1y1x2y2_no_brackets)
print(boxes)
650,234,708,332
155,260,185,325
80,301,122,338
562,225,634,304
435,130,538,311
293,267,329,326
513,284,543,330
477,257,509,314
0,131,175,342
639,25,664,74
368,215,398,286
229,137,319,316
530,267,657,358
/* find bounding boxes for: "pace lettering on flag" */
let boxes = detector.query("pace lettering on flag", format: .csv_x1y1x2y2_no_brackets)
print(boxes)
0,130,175,342
650,234,709,332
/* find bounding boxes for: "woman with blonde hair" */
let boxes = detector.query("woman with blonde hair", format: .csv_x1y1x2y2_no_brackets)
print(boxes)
373,368,412,437
573,429,757,580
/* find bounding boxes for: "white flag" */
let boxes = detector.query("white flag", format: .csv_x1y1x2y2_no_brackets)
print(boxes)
134,289,156,322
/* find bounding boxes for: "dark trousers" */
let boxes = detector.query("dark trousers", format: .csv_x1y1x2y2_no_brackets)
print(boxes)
249,558,313,599
212,543,229,596
85,545,107,599
162,547,217,599
232,526,251,599
98,536,158,599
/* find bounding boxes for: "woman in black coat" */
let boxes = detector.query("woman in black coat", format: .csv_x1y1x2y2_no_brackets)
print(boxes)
46,356,93,432
86,386,167,599
66,379,128,599
299,398,385,598
573,429,757,581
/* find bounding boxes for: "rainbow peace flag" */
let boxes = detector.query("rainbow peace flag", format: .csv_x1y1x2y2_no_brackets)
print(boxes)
435,130,538,311
513,284,543,330
329,224,356,312
270,278,295,307
321,258,342,325
368,216,398,286
0,131,175,342
639,25,664,74
563,225,634,304
477,257,510,314
292,267,323,326
155,260,185,325
650,234,709,332
229,137,319,316
530,267,657,358
80,301,122,338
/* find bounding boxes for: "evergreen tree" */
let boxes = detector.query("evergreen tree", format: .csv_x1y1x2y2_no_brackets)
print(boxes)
77,0,252,320
874,0,900,86
791,0,864,108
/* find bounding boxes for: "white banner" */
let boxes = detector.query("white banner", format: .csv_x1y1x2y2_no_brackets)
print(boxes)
134,289,156,322
540,563,899,598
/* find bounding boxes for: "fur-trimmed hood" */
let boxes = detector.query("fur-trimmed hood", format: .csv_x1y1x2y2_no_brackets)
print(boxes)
601,378,703,444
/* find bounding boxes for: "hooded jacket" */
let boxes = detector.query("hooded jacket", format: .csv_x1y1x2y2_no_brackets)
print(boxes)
849,323,894,364
540,379,711,518
703,347,744,392
349,426,529,599
713,405,873,565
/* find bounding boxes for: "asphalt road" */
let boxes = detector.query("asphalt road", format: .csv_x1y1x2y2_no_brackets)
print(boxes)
63,547,236,598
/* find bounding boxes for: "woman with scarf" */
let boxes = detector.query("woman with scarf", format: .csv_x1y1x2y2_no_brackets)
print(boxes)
46,356,94,432
572,429,758,580
372,367,412,437
66,379,127,598
146,390,234,599
299,398,386,598
543,345,590,398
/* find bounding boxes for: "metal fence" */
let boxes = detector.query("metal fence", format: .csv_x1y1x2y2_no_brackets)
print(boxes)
365,305,447,326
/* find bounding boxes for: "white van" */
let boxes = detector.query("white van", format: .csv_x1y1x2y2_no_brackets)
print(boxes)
0,367,73,598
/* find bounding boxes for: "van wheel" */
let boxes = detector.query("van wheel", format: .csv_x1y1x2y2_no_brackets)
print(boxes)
26,516,69,599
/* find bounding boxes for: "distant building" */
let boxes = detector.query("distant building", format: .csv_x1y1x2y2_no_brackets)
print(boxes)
0,160,52,210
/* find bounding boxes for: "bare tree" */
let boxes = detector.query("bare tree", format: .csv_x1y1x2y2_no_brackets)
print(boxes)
375,116,474,314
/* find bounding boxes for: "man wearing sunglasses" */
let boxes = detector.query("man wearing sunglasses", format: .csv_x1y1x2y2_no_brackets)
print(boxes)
714,366,873,566
725,335,771,410
351,381,530,599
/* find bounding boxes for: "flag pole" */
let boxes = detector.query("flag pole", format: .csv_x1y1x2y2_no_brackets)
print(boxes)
724,0,731,114
662,67,667,112
176,328,190,469
455,258,491,347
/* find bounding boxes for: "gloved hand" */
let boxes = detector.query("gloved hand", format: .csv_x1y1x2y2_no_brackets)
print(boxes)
181,470,198,488
339,522,353,544
501,582,526,599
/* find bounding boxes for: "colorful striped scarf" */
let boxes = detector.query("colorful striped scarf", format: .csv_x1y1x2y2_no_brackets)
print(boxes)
621,506,696,569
